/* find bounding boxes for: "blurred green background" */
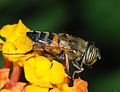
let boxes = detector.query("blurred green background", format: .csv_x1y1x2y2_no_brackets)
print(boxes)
0,0,120,92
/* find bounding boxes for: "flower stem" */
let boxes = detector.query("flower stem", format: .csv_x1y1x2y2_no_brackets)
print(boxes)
3,58,12,68
4,62,21,89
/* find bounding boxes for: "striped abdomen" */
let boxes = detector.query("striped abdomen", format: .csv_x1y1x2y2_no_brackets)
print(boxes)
26,31,65,55
26,31,59,46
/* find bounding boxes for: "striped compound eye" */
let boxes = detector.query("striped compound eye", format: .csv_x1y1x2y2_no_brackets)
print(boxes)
82,45,101,66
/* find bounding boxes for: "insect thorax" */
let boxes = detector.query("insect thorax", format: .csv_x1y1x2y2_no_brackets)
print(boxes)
58,33,88,61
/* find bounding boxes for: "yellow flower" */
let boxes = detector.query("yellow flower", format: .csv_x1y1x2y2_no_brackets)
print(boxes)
0,20,34,65
24,56,68,88
2,37,33,61
24,56,53,88
0,20,30,43
0,24,17,42
25,85,49,92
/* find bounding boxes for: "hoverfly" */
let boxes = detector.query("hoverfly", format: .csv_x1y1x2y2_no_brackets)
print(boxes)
26,31,101,78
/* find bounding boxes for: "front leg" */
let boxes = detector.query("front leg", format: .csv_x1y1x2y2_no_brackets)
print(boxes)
72,67,84,80
72,60,84,79
65,53,69,73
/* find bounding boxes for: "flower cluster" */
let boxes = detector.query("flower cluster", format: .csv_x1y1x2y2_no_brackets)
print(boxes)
0,20,88,92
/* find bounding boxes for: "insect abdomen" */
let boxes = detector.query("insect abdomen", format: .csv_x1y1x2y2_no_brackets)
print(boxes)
27,31,58,45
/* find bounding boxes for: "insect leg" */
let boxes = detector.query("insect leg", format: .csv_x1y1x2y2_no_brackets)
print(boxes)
72,60,84,79
65,53,69,73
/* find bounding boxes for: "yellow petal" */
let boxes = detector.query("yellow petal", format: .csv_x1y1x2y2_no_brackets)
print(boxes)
0,89,12,92
15,35,33,53
2,41,25,62
0,20,30,43
0,24,17,39
32,78,52,88
15,20,30,36
25,85,49,92
17,53,35,66
11,20,30,43
62,84,75,92
2,41,16,53
2,41,25,55
48,60,68,84
24,56,53,88
34,56,51,78
24,56,68,87
49,88,61,92
24,57,37,83
2,38,33,63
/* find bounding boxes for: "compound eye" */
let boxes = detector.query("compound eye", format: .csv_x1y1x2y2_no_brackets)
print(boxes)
84,45,101,66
